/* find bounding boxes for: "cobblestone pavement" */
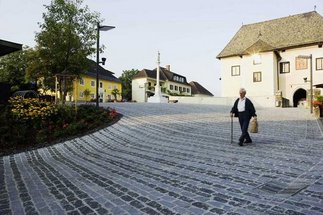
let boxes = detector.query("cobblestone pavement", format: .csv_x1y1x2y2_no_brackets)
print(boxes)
1,103,323,215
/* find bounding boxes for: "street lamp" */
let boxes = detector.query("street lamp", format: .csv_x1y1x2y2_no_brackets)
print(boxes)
96,22,115,108
298,54,313,113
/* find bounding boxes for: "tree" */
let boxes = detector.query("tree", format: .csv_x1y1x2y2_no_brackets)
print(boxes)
111,88,120,101
27,0,100,103
119,69,139,101
83,89,90,102
0,47,35,92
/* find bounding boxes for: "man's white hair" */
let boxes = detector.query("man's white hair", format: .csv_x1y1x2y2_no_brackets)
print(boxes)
239,88,246,93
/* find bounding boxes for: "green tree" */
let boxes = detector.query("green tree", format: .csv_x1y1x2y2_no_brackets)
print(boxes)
83,89,91,102
27,0,101,103
119,69,139,101
111,88,120,101
0,47,35,92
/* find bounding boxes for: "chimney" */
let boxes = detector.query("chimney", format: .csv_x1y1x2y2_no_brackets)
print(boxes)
165,65,171,71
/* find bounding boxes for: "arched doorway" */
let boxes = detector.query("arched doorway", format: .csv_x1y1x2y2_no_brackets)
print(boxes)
293,88,306,107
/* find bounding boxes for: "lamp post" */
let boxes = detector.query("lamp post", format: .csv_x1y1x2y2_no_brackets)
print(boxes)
298,54,313,113
96,22,115,108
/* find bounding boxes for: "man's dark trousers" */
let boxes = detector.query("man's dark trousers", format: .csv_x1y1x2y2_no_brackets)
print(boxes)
238,111,251,143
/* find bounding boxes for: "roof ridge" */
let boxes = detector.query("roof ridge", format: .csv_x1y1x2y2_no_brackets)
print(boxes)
243,11,318,27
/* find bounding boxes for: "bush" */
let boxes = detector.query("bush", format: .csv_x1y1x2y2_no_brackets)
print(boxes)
316,95,323,103
0,98,120,156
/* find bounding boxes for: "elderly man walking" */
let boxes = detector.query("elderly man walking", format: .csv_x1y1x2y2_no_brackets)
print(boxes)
230,88,257,146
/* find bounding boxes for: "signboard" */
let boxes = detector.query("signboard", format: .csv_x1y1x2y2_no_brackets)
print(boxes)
295,57,308,70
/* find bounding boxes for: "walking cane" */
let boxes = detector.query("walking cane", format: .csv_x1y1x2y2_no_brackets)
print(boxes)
230,115,233,144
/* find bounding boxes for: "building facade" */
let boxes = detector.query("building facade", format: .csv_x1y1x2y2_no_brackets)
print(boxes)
217,11,323,107
132,65,191,102
67,60,122,102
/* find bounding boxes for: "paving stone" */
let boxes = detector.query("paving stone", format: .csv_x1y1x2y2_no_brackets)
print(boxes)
78,206,94,215
140,207,160,215
1,104,323,215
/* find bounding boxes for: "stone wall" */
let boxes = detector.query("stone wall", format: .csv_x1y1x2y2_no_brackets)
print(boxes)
169,95,276,108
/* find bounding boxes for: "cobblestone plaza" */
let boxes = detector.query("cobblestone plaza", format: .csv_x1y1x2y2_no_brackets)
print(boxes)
1,103,323,215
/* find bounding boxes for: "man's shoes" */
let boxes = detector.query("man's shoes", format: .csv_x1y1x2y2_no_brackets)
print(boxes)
244,140,252,144
238,141,243,146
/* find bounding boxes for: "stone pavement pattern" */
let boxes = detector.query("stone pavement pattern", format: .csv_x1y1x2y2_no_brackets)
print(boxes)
1,103,323,215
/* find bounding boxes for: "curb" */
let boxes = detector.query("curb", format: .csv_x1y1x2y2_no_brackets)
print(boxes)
316,118,323,138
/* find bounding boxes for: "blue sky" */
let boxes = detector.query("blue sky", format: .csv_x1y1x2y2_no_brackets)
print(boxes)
0,0,322,95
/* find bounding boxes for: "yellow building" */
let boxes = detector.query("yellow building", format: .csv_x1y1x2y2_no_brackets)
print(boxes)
74,61,122,102
39,60,122,103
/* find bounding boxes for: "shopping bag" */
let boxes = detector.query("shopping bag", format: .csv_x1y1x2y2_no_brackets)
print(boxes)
249,117,258,133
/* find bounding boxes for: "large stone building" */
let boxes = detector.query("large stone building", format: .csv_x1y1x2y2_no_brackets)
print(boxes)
217,11,323,107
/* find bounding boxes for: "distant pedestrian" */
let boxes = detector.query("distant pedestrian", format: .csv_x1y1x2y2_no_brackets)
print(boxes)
230,88,257,146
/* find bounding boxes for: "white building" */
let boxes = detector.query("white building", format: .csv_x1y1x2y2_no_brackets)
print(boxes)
132,65,191,102
217,11,323,107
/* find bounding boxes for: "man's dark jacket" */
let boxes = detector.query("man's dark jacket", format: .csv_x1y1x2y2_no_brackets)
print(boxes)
231,98,256,119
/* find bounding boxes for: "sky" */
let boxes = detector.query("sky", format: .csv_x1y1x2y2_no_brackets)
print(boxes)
0,0,322,96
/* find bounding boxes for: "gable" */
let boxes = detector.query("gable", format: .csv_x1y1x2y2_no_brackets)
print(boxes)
243,39,275,55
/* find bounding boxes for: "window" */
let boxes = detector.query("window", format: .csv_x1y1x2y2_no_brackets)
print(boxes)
253,72,262,82
253,54,262,65
100,82,103,88
175,86,178,91
183,87,186,93
316,58,323,70
80,92,84,97
114,85,117,89
79,78,84,85
91,93,95,99
170,85,173,90
280,62,290,73
295,57,308,70
91,80,95,87
231,66,240,76
187,88,190,93
179,87,182,92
